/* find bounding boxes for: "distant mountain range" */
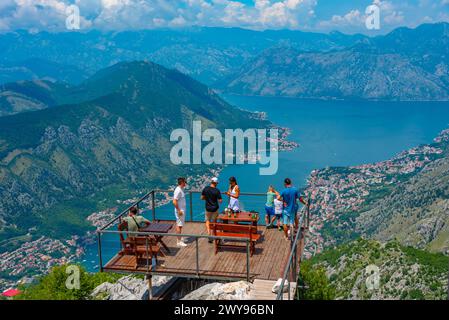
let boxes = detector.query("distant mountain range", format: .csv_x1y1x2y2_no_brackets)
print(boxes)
218,23,449,101
1,24,448,101
0,58,87,86
0,60,268,240
0,27,368,86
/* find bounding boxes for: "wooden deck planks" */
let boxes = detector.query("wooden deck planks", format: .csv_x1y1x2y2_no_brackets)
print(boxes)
103,221,292,281
252,279,296,300
269,230,287,280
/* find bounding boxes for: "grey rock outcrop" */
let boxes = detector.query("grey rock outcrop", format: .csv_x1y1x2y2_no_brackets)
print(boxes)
181,281,254,300
91,275,172,300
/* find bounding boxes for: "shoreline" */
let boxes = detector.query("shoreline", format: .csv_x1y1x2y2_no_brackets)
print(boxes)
221,92,449,103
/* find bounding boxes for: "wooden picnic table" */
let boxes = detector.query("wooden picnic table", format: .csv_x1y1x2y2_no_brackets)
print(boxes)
212,212,261,256
139,223,173,253
217,211,259,226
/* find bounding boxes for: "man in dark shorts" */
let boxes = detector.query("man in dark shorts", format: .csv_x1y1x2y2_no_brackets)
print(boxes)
201,177,223,243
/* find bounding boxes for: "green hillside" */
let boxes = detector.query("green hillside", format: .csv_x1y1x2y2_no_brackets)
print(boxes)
301,239,448,300
0,80,71,117
0,60,269,242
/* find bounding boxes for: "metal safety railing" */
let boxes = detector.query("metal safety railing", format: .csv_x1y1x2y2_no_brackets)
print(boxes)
96,188,310,286
276,195,310,300
98,189,269,231
97,228,253,281
97,189,268,282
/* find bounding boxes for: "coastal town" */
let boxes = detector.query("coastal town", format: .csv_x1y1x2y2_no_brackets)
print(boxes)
302,129,449,258
0,236,84,292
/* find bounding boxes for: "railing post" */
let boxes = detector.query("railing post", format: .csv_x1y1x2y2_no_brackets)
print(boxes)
276,205,309,300
151,190,156,221
292,244,296,282
97,231,103,272
146,237,149,273
148,275,153,300
195,237,200,276
246,240,250,282
189,191,193,222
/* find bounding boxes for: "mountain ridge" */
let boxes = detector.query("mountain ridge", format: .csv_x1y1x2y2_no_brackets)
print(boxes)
0,60,269,241
218,23,449,101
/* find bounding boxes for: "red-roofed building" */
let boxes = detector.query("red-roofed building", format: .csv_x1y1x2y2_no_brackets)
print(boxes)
2,288,21,299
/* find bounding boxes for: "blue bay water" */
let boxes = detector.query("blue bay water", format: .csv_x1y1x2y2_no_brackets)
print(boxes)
83,96,449,271
220,95,449,194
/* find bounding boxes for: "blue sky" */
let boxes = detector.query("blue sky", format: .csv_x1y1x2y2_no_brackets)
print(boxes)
0,0,448,34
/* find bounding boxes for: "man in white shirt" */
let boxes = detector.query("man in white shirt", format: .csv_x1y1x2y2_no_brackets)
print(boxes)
173,177,187,247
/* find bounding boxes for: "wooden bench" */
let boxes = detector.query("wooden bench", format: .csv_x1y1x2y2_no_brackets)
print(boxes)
118,221,162,269
210,223,261,256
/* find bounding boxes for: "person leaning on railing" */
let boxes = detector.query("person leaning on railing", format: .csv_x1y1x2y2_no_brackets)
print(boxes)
122,206,150,233
277,178,308,240
265,185,279,229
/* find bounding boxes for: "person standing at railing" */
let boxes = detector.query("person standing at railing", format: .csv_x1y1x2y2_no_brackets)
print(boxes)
201,177,223,243
225,176,240,212
265,185,279,229
173,177,188,247
277,178,307,240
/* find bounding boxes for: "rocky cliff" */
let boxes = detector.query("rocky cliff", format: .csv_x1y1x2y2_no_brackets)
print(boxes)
91,275,172,300
302,239,448,300
218,23,449,101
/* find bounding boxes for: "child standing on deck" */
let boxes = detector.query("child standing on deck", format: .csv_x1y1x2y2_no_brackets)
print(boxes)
273,197,284,231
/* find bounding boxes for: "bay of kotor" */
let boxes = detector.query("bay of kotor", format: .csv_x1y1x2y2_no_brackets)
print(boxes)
83,96,449,271
219,95,449,194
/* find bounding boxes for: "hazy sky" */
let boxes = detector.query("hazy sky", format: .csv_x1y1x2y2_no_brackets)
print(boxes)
1,0,448,34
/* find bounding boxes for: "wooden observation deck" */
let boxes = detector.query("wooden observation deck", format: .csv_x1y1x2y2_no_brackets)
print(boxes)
97,190,309,300
102,221,292,281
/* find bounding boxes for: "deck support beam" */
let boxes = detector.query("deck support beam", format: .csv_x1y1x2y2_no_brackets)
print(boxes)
147,274,153,300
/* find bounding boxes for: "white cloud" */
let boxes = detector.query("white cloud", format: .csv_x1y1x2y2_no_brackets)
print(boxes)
317,1,412,33
319,9,364,29
0,0,92,31
0,0,448,33
170,15,187,27
253,0,316,29
384,11,404,24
